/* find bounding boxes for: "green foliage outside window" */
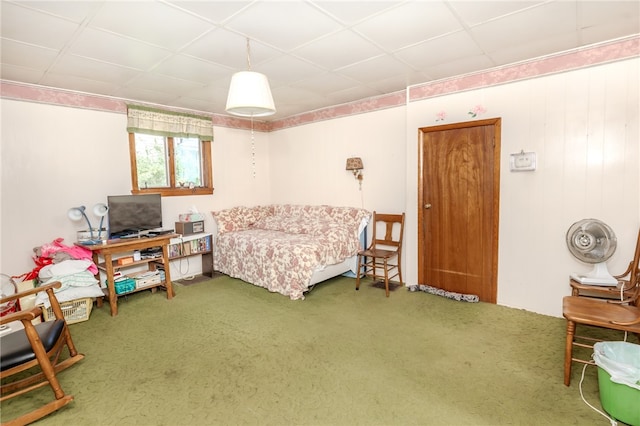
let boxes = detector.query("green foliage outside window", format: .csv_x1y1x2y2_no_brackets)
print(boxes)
135,134,168,188
134,134,203,190
174,138,201,187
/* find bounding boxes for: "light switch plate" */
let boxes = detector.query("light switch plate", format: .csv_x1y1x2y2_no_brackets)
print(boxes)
509,151,536,172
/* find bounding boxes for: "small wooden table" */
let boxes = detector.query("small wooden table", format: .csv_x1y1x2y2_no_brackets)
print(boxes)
77,234,177,316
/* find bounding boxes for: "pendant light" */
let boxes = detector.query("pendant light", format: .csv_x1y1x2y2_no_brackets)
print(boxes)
225,38,276,117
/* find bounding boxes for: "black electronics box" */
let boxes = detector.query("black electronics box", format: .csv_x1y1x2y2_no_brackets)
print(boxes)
175,221,204,235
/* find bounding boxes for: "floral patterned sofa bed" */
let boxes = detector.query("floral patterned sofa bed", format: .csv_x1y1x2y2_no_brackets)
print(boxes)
211,204,371,300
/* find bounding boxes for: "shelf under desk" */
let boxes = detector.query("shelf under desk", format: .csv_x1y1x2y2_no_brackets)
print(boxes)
76,234,178,316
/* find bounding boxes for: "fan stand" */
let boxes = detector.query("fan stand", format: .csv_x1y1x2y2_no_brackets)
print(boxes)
570,262,618,286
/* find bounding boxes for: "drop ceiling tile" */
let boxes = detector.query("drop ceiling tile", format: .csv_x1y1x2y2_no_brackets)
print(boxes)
367,71,429,93
338,55,415,84
448,1,544,26
353,1,462,51
1,39,59,70
364,76,409,94
302,98,339,112
165,1,252,24
126,72,205,94
470,2,577,53
577,1,640,44
581,24,640,46
68,27,172,70
258,55,326,87
40,72,123,96
182,82,228,103
153,54,231,84
293,30,385,70
224,1,342,51
325,84,382,106
9,0,103,22
1,2,81,49
113,86,182,106
488,33,579,66
0,64,45,83
49,54,140,85
172,97,224,115
578,1,640,29
89,1,213,51
290,72,360,94
182,29,280,71
177,83,226,105
268,103,307,118
271,85,324,104
311,1,403,24
0,0,636,121
395,30,484,70
425,54,495,81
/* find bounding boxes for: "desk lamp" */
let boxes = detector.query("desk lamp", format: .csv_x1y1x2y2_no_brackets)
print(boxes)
68,203,109,245
92,203,109,239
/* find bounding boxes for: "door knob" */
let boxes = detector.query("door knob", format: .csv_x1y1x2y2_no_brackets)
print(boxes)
424,203,432,209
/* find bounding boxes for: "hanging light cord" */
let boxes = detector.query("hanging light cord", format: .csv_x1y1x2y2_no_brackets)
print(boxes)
247,37,256,178
251,117,256,179
246,38,251,71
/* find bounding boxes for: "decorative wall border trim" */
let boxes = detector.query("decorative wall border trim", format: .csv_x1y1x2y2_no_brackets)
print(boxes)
1,35,637,133
408,35,639,102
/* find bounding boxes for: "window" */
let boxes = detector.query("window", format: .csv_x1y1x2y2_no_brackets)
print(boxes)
126,105,214,196
129,133,213,196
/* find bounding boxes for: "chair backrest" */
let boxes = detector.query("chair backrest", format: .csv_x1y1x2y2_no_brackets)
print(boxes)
613,229,640,306
370,212,405,255
630,228,640,278
627,229,640,305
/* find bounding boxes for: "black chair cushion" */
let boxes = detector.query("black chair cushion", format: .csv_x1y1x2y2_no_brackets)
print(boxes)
0,320,65,371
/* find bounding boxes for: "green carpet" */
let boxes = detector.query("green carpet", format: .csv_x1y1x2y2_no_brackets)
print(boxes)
2,275,631,425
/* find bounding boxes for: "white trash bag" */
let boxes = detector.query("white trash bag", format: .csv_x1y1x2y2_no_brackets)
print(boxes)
593,341,640,391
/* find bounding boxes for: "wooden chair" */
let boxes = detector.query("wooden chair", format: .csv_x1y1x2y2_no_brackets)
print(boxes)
355,212,405,297
1,281,85,425
570,229,640,303
562,276,640,386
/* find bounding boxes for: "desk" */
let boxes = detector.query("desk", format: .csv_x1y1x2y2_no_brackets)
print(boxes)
78,235,177,316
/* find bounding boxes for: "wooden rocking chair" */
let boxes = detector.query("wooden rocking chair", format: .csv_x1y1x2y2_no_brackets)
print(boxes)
1,281,85,425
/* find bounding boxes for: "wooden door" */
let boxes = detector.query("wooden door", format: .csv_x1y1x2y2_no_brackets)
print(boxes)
418,118,501,303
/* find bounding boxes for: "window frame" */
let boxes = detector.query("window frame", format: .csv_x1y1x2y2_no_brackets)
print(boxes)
128,132,213,197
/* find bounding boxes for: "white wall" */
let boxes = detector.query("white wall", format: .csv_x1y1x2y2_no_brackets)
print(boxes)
1,101,129,280
208,126,272,210
267,58,638,317
268,107,407,213
406,58,639,317
1,58,638,318
0,100,272,279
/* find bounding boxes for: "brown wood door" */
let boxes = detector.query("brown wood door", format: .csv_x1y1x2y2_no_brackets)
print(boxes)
418,118,501,303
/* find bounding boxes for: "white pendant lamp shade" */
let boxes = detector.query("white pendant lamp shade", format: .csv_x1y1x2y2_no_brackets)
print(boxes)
225,71,276,117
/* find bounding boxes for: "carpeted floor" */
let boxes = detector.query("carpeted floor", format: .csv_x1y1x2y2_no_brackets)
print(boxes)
176,272,225,286
369,280,402,292
2,275,631,425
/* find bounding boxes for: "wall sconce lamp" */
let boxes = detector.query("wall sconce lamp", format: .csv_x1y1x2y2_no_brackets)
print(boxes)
67,203,109,245
346,157,364,190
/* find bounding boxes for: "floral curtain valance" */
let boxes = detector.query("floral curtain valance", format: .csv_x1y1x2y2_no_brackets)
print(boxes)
126,105,214,141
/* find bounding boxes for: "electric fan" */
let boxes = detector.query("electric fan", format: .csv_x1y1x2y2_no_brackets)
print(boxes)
566,219,618,286
0,274,17,317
